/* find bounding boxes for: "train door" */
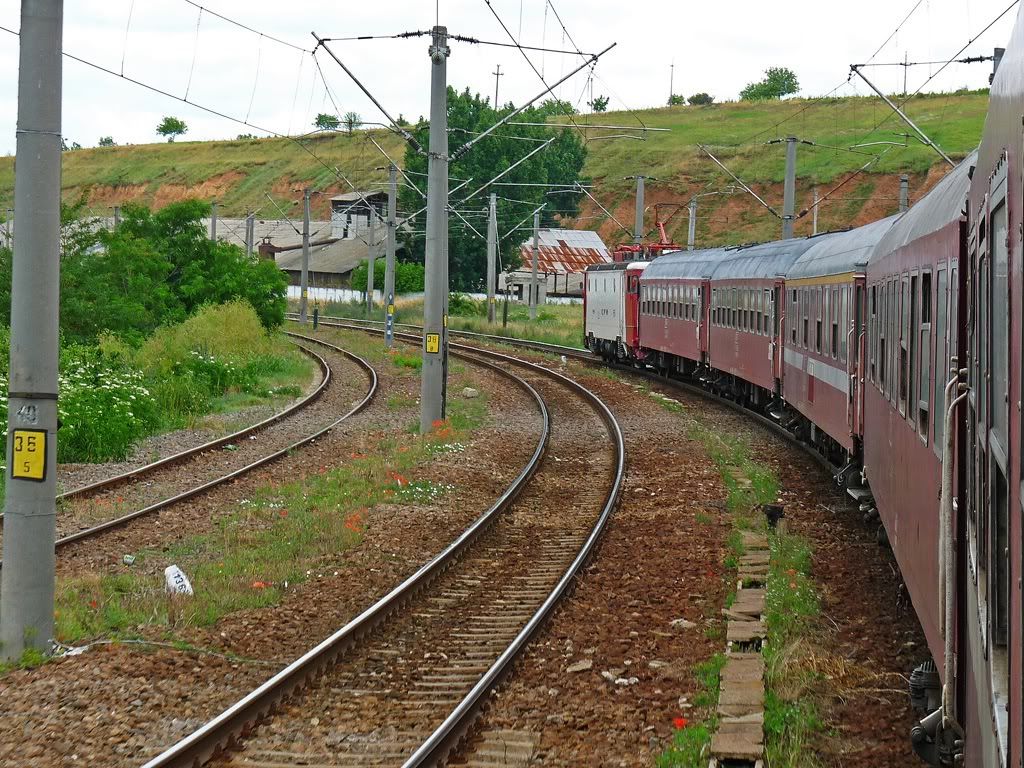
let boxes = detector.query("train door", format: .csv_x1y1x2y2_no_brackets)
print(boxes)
850,279,865,439
771,280,783,392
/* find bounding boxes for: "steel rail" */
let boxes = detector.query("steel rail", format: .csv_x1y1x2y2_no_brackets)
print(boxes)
0,335,377,564
298,319,626,765
140,342,552,768
402,341,625,767
309,314,834,472
0,342,330,530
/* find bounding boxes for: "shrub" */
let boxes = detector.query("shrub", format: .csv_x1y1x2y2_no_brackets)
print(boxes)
447,293,482,317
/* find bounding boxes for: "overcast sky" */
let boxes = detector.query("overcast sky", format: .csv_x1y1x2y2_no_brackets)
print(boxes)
0,0,1018,155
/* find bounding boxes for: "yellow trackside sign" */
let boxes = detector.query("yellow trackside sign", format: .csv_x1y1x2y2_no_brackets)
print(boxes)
11,429,46,481
425,333,440,353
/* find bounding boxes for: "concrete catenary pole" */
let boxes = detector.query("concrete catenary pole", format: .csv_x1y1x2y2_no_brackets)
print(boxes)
384,163,398,347
782,136,797,239
899,174,909,213
4,208,12,249
633,175,645,245
210,199,218,241
112,205,121,229
812,186,819,235
300,187,311,323
1,0,63,662
366,209,377,312
244,212,255,258
687,197,697,251
419,25,450,434
530,209,541,320
487,192,497,323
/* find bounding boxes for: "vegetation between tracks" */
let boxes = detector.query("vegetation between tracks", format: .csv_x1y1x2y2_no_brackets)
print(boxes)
304,296,586,349
49,355,487,648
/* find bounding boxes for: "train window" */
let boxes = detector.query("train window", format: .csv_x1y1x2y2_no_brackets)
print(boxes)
909,274,919,425
879,283,887,390
870,286,877,383
919,271,931,439
730,288,736,328
815,287,823,353
991,199,1008,448
890,278,898,406
934,268,948,456
798,288,806,348
899,276,909,416
830,289,839,359
791,290,797,343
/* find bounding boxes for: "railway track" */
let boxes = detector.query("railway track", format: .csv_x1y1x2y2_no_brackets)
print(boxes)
0,334,377,564
308,314,835,473
140,335,625,768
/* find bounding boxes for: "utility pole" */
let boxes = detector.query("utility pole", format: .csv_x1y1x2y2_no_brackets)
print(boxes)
632,175,646,245
112,205,121,229
812,186,819,235
487,193,497,323
2,0,63,662
384,163,398,347
4,208,12,249
530,208,541,320
419,25,450,434
244,212,255,258
492,63,503,107
210,199,218,241
669,62,674,103
300,187,311,323
782,136,797,239
899,174,909,213
366,209,377,312
687,197,697,250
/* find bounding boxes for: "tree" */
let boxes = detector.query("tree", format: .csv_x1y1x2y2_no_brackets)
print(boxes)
314,113,341,131
156,116,188,142
396,114,410,127
343,112,361,135
667,94,685,106
589,95,610,112
61,138,82,151
399,87,588,291
739,67,799,101
688,92,715,106
350,259,425,294
98,136,116,147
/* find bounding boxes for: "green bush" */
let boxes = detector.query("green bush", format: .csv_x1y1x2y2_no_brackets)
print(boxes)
349,259,426,294
447,293,482,317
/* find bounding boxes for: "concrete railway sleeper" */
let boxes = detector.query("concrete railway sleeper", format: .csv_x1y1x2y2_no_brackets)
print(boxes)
0,335,378,568
139,328,625,768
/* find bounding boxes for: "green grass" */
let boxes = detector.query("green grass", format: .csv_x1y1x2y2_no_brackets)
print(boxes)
763,530,824,768
316,297,586,350
3,93,990,249
49,361,485,646
657,653,727,767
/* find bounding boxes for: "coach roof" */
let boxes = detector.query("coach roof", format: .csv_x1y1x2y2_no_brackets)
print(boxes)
787,215,898,281
710,236,831,281
872,150,975,260
640,246,734,280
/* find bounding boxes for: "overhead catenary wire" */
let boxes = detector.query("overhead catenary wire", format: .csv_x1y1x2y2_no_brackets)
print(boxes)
180,0,311,52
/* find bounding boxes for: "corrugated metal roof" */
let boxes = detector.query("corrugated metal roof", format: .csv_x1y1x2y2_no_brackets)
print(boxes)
787,216,898,280
275,237,401,274
872,151,975,259
518,228,612,273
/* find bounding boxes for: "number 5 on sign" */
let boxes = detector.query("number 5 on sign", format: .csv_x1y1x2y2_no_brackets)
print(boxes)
11,428,46,481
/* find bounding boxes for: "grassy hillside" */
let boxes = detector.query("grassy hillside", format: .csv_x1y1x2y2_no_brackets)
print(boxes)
0,90,991,245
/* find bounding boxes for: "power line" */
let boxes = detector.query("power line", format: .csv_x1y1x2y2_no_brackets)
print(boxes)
864,0,927,66
180,0,311,52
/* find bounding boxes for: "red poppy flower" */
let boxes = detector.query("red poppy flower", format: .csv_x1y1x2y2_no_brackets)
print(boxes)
673,716,688,729
88,599,98,610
